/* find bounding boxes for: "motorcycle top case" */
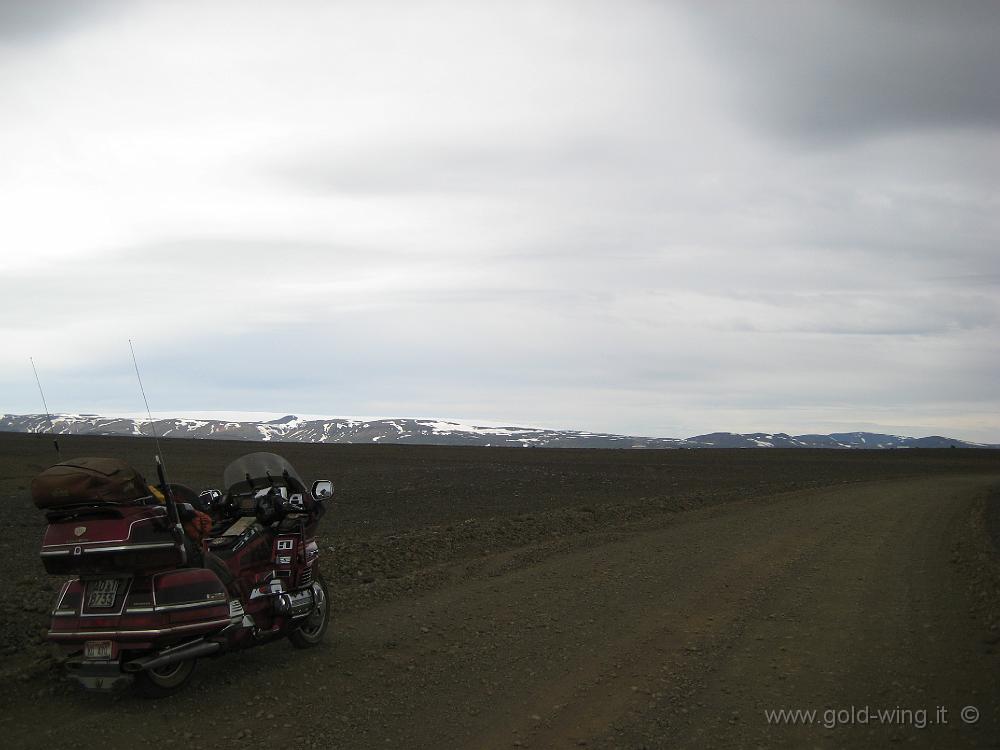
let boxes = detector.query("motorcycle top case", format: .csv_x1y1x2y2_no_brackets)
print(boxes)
32,457,150,509
40,504,184,575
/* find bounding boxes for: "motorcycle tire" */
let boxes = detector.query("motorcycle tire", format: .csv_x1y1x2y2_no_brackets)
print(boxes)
288,573,330,649
134,658,197,698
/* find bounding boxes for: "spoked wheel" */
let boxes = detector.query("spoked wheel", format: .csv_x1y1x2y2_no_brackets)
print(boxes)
288,574,330,648
134,658,197,698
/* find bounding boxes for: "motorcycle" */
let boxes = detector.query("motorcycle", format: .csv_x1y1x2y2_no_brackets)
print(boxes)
34,451,333,697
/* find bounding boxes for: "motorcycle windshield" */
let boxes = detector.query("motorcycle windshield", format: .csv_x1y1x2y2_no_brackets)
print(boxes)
222,452,307,495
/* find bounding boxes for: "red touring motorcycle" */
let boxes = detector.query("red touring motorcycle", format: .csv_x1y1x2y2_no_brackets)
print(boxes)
33,452,333,697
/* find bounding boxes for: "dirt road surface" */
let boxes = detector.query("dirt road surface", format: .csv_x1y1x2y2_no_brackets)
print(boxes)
3,472,998,749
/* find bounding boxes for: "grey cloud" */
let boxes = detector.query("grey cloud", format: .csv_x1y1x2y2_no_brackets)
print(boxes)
0,238,411,337
0,0,126,44
680,0,1000,143
719,290,1000,336
269,138,639,196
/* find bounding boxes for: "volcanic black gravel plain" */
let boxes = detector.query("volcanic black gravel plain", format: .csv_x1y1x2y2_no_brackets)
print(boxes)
0,432,998,749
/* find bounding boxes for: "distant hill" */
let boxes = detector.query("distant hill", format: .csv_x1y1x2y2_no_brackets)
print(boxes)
685,431,992,449
0,413,994,449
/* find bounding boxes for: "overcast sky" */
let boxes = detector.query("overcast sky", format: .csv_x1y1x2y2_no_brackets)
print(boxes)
1,0,998,441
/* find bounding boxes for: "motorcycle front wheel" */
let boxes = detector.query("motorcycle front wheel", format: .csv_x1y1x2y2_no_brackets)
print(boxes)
134,658,197,698
288,573,330,648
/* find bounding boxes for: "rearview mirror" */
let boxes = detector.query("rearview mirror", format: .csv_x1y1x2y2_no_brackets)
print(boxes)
311,480,334,499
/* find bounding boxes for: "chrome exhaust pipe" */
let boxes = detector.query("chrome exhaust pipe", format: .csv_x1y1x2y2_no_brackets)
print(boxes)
275,586,315,619
123,639,221,673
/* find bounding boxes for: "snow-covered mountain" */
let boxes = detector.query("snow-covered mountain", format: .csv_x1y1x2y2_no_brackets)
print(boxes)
0,413,693,448
0,414,994,449
684,431,994,449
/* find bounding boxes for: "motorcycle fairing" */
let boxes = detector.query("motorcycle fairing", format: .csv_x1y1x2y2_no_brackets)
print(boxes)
222,452,307,496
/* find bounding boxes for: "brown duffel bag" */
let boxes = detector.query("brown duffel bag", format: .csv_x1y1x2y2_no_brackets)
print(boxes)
31,457,150,509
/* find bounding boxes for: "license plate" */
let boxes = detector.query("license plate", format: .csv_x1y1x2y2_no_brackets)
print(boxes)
84,640,113,659
87,579,119,608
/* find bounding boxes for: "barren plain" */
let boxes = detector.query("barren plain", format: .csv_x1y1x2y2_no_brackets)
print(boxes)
0,432,998,748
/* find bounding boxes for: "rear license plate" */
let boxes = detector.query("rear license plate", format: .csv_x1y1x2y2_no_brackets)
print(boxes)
87,579,119,608
84,640,113,659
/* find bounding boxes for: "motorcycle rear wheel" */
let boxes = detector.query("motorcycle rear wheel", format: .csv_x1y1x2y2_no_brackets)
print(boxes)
134,658,197,698
289,573,330,648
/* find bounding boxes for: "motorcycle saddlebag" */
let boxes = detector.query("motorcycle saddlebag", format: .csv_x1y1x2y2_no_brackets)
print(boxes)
31,458,150,510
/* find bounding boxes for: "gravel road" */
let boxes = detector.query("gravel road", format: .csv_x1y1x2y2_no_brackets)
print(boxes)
3,473,998,749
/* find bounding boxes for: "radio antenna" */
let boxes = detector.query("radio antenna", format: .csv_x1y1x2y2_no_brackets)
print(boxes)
29,357,61,460
129,339,186,563
129,338,166,471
